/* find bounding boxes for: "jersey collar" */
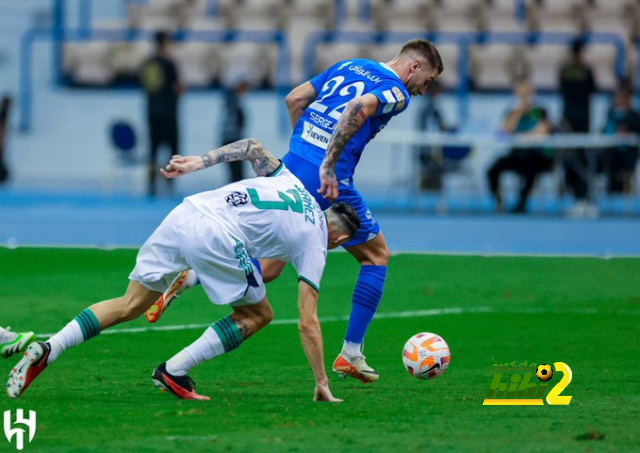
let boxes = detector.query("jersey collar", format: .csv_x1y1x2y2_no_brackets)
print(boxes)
378,62,401,81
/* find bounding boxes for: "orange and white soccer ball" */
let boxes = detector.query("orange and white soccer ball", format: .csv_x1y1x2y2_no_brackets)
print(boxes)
402,332,451,380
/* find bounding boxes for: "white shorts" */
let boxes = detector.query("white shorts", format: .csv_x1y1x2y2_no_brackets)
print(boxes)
129,202,265,306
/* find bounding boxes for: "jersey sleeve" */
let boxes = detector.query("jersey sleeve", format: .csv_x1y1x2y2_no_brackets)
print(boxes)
292,247,327,292
309,67,330,95
369,82,410,117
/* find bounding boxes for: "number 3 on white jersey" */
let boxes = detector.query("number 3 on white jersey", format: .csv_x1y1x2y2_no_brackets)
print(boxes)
309,76,366,121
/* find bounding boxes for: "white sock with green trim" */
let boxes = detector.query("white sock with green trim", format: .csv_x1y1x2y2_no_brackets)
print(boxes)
166,316,243,376
47,309,101,364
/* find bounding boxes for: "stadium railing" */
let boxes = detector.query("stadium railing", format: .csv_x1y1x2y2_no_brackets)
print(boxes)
374,132,640,214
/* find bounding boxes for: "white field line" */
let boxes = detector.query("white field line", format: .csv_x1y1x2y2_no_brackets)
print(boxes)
36,305,639,338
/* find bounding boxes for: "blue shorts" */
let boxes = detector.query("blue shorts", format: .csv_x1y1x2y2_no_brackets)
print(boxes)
282,153,380,248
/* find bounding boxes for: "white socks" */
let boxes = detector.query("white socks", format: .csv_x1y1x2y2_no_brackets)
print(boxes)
342,340,363,361
47,319,85,364
166,327,226,376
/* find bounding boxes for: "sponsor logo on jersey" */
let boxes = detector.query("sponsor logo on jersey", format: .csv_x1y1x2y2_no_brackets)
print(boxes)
309,111,335,130
302,121,332,149
392,86,406,111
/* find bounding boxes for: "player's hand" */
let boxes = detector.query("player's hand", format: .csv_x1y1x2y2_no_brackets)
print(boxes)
314,383,342,403
318,164,339,201
160,155,205,179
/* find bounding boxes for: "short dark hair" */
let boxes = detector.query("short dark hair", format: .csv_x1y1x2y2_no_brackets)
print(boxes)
399,39,444,74
329,201,360,238
571,37,585,56
154,31,170,48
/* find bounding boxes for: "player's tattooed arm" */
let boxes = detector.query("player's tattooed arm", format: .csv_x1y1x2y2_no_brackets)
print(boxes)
323,101,367,168
161,138,280,179
318,93,379,200
202,138,280,177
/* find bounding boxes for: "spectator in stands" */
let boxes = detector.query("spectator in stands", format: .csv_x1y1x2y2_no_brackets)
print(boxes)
220,78,252,183
566,81,640,217
0,95,12,184
140,31,183,197
487,80,554,213
415,81,454,190
602,82,640,192
559,38,596,134
559,37,597,217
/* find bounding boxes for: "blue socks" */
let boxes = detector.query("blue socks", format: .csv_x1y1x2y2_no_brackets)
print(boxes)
345,265,387,343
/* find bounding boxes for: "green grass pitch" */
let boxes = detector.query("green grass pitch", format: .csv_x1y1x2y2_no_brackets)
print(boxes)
1,247,639,453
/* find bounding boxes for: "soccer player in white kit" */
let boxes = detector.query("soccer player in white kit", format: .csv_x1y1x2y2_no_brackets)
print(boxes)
7,138,360,402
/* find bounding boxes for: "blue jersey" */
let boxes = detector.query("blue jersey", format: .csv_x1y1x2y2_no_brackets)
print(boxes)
288,59,411,181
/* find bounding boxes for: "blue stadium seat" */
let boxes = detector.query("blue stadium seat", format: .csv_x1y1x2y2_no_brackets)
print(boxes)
110,120,138,166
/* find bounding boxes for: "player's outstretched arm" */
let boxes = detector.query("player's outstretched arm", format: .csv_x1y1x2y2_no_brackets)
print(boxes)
297,281,342,403
161,138,281,179
285,82,318,129
318,93,379,201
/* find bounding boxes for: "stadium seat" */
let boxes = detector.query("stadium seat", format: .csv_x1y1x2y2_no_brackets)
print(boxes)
528,44,569,90
473,44,531,90
433,44,461,89
316,43,374,73
106,41,150,85
66,41,115,86
584,43,619,91
173,41,221,87
218,42,272,87
490,0,517,16
105,120,144,195
287,15,332,82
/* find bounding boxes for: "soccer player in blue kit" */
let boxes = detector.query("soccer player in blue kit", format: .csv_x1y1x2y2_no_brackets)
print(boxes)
148,39,443,383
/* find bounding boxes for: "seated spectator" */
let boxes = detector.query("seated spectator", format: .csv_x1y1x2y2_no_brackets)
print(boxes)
487,81,554,213
415,81,456,190
565,82,640,217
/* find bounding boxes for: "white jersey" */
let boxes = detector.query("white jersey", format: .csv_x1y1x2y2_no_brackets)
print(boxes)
185,164,328,291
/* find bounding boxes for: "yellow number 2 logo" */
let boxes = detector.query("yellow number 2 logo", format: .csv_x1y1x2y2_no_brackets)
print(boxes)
546,362,573,405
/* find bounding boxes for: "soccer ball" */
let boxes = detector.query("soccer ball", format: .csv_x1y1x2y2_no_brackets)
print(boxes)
402,332,450,380
536,364,553,382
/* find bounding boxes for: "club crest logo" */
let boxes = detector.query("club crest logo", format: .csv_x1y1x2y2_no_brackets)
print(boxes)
226,191,249,206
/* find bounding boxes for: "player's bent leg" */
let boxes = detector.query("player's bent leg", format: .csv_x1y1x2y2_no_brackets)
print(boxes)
90,280,162,329
333,233,390,383
145,260,286,324
156,297,274,400
146,270,198,323
7,281,161,398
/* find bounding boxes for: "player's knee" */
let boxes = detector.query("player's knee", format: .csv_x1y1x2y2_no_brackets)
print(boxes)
298,318,319,336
